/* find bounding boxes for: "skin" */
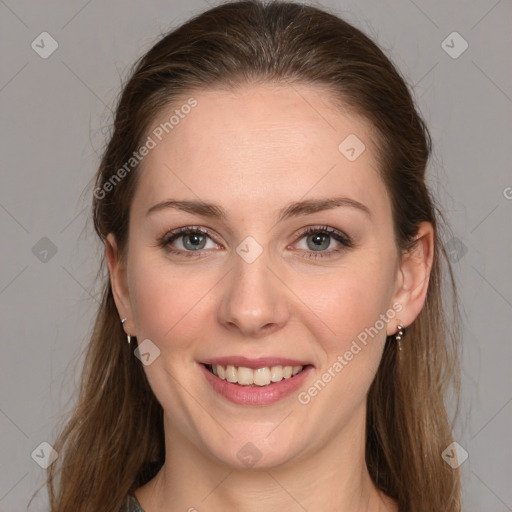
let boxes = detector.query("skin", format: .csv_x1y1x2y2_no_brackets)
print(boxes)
106,83,434,512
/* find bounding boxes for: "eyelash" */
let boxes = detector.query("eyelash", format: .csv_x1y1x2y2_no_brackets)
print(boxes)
157,225,354,260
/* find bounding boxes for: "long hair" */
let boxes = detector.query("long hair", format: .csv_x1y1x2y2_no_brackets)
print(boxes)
45,2,461,510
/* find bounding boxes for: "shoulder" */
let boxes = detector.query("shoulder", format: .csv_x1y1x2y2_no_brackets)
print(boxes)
119,493,145,512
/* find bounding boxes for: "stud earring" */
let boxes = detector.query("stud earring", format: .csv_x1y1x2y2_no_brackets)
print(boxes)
395,320,405,351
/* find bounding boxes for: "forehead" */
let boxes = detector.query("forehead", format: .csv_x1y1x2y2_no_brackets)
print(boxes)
132,83,389,222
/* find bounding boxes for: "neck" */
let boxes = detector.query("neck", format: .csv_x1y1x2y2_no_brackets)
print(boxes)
135,407,396,512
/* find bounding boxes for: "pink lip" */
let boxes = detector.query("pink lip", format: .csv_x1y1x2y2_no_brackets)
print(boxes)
200,356,313,370
198,362,314,406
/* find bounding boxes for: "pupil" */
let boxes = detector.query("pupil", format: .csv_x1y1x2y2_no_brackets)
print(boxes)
308,233,329,251
185,233,205,250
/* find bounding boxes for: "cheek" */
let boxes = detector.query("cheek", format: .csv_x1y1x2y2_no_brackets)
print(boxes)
295,250,396,355
293,269,394,423
128,257,202,350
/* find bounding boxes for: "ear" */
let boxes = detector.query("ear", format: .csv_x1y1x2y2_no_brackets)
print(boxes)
105,233,135,336
387,221,435,335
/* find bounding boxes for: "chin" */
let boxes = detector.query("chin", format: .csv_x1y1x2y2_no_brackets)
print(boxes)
203,429,305,471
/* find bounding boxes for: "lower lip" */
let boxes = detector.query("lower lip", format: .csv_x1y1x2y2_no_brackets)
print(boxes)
199,363,314,406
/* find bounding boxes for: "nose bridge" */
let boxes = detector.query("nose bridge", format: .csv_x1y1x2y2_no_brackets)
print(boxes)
217,237,289,336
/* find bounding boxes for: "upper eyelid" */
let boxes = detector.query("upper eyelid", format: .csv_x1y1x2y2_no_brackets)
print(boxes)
162,226,219,243
161,225,351,248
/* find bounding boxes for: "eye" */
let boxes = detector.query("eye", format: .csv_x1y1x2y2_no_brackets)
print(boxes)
158,226,220,257
292,226,354,259
158,225,353,259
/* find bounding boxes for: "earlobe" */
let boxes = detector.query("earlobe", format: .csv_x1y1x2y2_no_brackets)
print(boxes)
105,233,134,334
389,222,435,332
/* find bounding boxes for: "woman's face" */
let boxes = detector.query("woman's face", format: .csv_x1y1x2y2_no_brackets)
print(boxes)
110,83,413,469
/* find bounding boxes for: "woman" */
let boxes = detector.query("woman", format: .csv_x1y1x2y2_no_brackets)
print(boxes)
46,1,462,510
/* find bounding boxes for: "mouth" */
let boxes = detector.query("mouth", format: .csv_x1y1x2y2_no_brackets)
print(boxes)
199,359,314,406
203,363,311,387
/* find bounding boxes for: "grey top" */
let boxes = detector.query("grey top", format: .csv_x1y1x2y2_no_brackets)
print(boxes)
121,494,145,512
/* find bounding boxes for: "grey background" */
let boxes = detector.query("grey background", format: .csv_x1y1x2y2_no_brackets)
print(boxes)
0,0,511,510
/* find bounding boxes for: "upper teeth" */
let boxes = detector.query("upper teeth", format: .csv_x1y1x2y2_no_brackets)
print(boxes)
210,364,303,386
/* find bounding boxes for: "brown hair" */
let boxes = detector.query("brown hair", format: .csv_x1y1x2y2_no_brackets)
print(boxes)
43,1,461,510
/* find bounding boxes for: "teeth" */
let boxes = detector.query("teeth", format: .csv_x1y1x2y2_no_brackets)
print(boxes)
270,366,283,382
225,365,237,383
209,364,304,386
237,366,254,385
292,365,302,375
254,367,271,386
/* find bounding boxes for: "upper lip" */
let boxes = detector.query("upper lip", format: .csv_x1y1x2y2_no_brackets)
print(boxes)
200,356,313,369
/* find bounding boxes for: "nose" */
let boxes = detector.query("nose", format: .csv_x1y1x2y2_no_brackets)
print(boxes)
217,247,290,338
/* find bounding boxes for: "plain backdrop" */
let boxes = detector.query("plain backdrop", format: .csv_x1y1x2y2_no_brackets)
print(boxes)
0,1,511,510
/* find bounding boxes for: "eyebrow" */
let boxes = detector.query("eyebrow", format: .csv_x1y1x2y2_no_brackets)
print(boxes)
146,196,371,221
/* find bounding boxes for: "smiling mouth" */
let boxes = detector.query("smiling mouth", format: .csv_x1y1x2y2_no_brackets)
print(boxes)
203,363,311,387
